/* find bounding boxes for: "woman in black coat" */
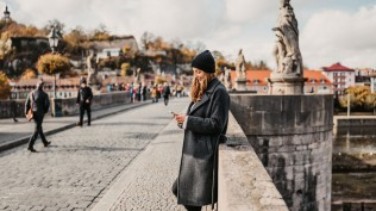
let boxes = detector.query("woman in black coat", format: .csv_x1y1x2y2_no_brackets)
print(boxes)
173,50,230,211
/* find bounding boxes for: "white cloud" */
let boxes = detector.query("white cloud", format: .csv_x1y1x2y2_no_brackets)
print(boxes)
301,5,376,68
2,0,376,69
224,0,274,23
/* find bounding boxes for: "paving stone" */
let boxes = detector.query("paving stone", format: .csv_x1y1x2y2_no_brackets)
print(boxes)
0,98,188,211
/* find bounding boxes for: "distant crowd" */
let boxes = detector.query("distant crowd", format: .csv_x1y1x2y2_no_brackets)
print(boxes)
106,82,187,102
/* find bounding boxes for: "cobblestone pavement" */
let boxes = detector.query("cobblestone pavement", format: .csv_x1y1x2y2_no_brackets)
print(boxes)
0,101,150,149
0,98,188,211
91,108,187,211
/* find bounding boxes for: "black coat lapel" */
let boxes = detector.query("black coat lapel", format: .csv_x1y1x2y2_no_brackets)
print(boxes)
188,78,220,115
189,93,209,115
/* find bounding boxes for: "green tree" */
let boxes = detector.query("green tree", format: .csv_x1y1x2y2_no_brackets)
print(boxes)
0,71,11,99
36,53,71,75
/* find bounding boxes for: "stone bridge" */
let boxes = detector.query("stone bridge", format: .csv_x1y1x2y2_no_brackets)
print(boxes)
0,97,288,211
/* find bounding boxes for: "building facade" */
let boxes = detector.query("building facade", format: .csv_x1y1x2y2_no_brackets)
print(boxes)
230,70,332,94
322,63,355,95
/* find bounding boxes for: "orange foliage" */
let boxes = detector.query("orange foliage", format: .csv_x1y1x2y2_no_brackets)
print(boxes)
0,71,11,99
36,53,71,75
20,68,37,80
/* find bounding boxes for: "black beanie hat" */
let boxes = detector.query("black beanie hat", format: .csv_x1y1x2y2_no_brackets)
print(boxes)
191,50,215,73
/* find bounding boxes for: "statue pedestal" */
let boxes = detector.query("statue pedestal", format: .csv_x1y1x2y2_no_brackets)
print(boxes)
235,78,247,91
268,73,306,95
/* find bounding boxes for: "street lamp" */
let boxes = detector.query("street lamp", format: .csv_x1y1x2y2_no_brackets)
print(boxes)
48,25,60,53
48,25,60,98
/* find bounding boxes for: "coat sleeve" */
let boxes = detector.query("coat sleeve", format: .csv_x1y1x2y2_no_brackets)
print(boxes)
88,88,93,101
24,92,31,114
185,88,230,135
76,89,80,104
44,93,50,113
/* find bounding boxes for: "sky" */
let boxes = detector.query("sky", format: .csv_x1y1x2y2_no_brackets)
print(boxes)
1,0,376,70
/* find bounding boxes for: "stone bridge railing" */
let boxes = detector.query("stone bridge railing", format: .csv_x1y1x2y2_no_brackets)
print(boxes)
0,92,147,118
218,112,288,211
50,92,134,117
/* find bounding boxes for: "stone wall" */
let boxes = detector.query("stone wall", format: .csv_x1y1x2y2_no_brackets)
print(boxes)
0,92,136,118
218,112,288,211
51,92,133,116
0,100,25,118
230,94,333,211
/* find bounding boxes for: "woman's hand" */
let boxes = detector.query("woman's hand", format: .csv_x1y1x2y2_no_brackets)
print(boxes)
174,114,186,124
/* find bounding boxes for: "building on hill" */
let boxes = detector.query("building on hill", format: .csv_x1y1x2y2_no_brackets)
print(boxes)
230,69,332,94
322,62,355,96
0,36,50,77
92,36,139,58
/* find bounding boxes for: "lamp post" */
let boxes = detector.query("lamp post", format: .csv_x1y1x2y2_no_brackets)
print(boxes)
48,25,60,99
48,25,59,53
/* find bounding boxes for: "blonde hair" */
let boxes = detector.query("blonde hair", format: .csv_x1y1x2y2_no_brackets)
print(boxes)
190,73,215,103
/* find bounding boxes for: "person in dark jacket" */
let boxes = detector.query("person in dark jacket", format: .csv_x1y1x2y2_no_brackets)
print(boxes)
172,50,230,211
162,82,171,106
11,100,18,122
76,78,93,126
24,80,51,152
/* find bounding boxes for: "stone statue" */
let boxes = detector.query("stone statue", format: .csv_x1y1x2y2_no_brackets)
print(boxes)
224,67,232,90
235,49,246,79
136,68,141,83
87,50,100,87
272,0,303,76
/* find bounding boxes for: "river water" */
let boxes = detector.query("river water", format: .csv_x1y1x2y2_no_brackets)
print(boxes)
332,126,376,209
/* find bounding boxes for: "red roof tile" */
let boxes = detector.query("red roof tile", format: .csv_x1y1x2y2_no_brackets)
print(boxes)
323,62,354,72
230,69,331,86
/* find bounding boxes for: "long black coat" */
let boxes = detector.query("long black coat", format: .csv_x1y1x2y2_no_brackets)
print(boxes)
176,78,230,206
24,89,50,116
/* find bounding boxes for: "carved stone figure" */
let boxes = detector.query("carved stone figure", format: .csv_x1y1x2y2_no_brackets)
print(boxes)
224,67,232,90
136,68,141,83
273,0,302,76
87,50,99,87
235,49,246,79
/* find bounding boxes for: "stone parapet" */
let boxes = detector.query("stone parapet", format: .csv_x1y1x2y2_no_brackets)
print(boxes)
230,94,333,135
218,112,288,211
230,94,333,211
0,92,141,118
51,92,133,116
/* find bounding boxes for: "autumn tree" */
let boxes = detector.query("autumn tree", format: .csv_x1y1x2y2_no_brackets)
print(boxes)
140,32,155,50
20,68,37,80
89,24,111,41
36,53,71,76
339,86,375,111
43,19,65,35
120,63,132,76
0,71,11,99
253,60,270,70
63,26,90,55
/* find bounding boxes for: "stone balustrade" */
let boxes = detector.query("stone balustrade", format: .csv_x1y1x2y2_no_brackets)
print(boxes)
50,91,134,117
0,92,144,118
218,112,288,211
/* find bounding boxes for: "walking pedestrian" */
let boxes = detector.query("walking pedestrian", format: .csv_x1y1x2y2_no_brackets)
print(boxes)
151,85,158,103
162,82,171,106
76,78,93,127
24,80,51,152
11,100,18,123
172,50,230,211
